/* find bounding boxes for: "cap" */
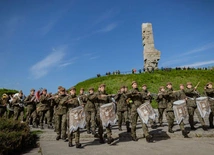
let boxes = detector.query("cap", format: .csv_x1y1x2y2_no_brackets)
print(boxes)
89,87,94,91
70,87,76,91
166,82,172,86
80,88,84,91
186,82,192,86
99,84,106,88
131,81,137,85
58,86,63,89
30,88,35,92
142,84,147,87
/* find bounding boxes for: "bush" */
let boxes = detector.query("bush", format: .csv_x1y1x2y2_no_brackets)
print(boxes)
0,118,38,155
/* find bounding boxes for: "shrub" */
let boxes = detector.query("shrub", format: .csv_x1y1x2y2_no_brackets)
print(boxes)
0,118,38,155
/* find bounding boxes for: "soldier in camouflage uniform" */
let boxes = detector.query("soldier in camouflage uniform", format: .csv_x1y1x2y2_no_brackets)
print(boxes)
114,86,131,132
0,94,8,118
156,86,167,127
24,89,36,125
184,82,207,131
164,82,189,137
204,82,214,128
124,86,131,123
12,90,25,121
85,87,97,134
45,93,55,129
141,84,157,129
126,81,153,142
37,89,50,129
67,87,82,148
96,84,114,144
55,87,69,140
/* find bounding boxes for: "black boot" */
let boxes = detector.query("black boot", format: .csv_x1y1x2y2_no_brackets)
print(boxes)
210,124,214,129
132,136,138,141
87,130,91,134
68,142,74,147
99,138,105,144
202,125,208,131
76,143,82,148
146,135,154,143
107,137,114,144
168,128,174,133
126,122,131,133
56,135,61,141
182,130,189,138
191,126,197,130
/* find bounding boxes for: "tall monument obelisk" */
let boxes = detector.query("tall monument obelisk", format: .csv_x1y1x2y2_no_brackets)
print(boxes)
142,23,161,72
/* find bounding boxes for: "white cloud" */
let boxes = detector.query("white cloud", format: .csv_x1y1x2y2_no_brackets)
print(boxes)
181,60,214,67
182,43,214,56
59,57,78,67
30,46,66,79
90,56,100,60
96,23,118,33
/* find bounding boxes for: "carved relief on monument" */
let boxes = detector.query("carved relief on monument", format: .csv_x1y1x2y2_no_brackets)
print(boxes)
142,23,161,72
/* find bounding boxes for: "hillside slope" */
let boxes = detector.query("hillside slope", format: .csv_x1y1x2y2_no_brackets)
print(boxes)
75,70,214,95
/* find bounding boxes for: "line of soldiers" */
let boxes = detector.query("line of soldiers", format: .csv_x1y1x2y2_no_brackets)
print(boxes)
0,81,214,148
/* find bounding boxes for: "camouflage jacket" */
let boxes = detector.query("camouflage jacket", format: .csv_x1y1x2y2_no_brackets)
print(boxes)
126,88,143,111
24,94,36,107
141,89,152,103
176,90,187,100
165,88,176,112
97,91,111,113
67,94,79,111
156,91,167,109
205,88,214,106
85,93,97,111
55,94,69,115
184,88,198,107
37,94,50,112
12,95,25,108
114,91,128,112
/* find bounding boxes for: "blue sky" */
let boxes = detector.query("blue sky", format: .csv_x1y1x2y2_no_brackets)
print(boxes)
0,0,214,94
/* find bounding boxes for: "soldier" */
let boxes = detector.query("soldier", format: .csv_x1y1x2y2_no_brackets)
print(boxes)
37,89,50,129
24,89,36,125
114,86,131,132
141,84,157,129
204,82,214,128
12,90,25,122
67,87,82,148
55,87,69,140
46,93,55,129
184,82,207,130
124,86,131,122
164,82,189,137
0,94,8,117
156,86,167,127
85,87,97,134
126,81,153,142
96,84,114,144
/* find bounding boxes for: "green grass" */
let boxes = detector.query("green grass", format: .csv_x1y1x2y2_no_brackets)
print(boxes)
75,70,214,108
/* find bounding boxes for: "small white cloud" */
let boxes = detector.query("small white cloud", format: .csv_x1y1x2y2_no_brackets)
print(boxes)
90,56,100,60
181,60,214,67
182,43,214,56
30,46,67,79
96,23,118,33
59,57,78,67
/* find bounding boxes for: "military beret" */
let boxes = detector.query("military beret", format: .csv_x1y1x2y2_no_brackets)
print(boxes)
70,87,76,91
166,82,172,86
132,81,137,85
80,88,84,91
99,84,106,88
206,82,212,86
186,82,192,86
89,87,94,91
142,84,147,87
30,88,35,92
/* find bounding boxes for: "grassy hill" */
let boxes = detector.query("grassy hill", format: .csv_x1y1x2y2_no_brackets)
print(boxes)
75,70,214,108
0,88,18,97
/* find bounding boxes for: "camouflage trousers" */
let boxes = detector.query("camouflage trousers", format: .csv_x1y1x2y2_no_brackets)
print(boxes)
96,114,112,139
158,108,166,124
45,108,54,126
166,111,185,131
85,110,96,132
13,106,24,121
131,110,149,138
26,105,35,124
68,128,80,144
38,110,48,127
0,107,6,117
187,106,205,127
209,105,214,126
55,114,67,139
117,110,129,128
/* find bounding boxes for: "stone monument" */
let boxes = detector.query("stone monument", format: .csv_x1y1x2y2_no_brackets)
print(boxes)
142,23,161,72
